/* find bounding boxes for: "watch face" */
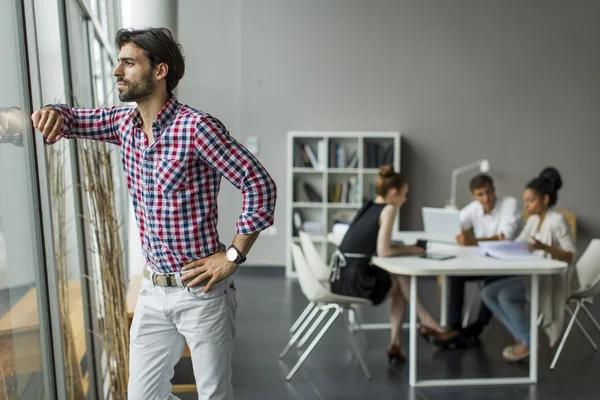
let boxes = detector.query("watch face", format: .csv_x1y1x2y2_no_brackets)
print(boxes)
226,248,237,262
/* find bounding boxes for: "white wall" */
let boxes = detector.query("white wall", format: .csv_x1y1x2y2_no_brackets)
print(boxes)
178,0,600,266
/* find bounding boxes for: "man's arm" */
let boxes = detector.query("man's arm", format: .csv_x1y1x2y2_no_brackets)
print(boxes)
193,115,277,234
457,206,479,245
31,105,128,145
181,115,277,291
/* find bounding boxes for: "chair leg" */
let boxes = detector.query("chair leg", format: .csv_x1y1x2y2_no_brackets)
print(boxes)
279,307,319,359
567,303,598,350
297,308,330,348
348,307,369,351
286,307,342,381
581,302,600,335
348,308,358,332
550,302,582,370
290,302,315,334
342,308,371,379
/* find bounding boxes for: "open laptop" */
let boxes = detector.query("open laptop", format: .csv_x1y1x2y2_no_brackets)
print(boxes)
419,207,461,260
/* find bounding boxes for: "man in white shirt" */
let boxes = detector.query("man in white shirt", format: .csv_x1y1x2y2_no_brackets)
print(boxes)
443,174,522,343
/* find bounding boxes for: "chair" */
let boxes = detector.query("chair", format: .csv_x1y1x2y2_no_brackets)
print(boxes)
286,232,332,336
550,239,600,369
279,243,372,381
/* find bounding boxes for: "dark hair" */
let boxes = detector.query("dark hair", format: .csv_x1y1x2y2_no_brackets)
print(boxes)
115,27,185,93
469,174,494,192
375,165,406,196
526,167,563,207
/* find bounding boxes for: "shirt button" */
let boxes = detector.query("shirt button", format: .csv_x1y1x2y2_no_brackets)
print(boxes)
144,159,148,164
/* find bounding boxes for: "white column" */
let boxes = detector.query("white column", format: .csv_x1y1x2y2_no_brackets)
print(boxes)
122,0,179,278
125,0,177,36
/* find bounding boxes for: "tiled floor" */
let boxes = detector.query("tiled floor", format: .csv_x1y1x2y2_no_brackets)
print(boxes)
175,267,600,399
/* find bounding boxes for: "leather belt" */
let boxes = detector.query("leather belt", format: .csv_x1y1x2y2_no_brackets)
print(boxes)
143,268,185,288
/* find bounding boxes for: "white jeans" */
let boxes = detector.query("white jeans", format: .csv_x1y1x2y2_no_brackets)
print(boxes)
128,273,237,400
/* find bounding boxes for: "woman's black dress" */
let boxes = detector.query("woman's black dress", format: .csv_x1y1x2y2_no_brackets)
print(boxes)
330,201,393,305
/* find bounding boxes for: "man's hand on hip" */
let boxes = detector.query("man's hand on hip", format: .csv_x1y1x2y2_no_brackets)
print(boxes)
181,251,238,293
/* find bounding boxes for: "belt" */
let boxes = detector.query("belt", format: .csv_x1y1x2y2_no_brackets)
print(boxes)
329,249,370,282
143,268,185,288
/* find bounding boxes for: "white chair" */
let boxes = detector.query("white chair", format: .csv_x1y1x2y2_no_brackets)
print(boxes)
550,239,600,369
286,231,332,336
279,243,372,381
298,231,365,342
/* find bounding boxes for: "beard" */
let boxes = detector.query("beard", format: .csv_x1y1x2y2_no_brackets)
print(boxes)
117,69,155,102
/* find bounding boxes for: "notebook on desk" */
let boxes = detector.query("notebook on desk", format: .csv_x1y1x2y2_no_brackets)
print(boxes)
476,241,543,261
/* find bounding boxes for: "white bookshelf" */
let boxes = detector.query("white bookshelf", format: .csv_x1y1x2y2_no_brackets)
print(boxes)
286,131,401,277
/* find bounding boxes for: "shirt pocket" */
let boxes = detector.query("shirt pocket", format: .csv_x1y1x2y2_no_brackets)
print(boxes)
156,158,188,193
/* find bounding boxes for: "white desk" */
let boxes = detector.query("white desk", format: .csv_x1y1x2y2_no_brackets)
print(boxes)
327,231,568,387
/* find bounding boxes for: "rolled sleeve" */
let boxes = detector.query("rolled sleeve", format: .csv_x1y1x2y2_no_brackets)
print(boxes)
194,116,277,234
459,207,473,232
48,104,127,145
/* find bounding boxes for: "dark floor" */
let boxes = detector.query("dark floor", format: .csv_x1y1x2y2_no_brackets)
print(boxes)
175,267,600,400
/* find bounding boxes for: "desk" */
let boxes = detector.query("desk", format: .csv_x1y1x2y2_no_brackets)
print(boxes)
327,231,567,387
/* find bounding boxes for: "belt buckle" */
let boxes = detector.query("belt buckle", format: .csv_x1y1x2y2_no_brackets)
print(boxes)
174,273,185,289
149,270,158,287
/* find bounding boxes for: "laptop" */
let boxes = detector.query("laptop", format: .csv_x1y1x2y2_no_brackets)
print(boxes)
418,207,461,260
421,207,462,243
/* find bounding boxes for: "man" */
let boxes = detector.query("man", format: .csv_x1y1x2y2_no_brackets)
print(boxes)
31,27,277,399
443,174,521,343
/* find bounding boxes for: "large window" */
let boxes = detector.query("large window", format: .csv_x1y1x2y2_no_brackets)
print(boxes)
0,1,54,398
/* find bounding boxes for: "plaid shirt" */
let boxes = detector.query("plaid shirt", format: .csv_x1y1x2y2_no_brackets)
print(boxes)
51,96,277,273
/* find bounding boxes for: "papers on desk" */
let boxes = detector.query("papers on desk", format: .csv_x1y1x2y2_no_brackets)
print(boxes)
475,241,544,261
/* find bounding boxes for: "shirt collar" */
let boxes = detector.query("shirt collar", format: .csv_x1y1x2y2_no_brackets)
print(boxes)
129,95,180,129
477,198,500,217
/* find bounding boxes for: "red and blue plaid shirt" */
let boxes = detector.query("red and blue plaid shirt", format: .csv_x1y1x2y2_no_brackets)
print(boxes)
51,96,277,273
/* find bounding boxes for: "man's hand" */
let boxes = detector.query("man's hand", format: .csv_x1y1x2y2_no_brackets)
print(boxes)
31,107,64,144
456,232,479,246
181,251,239,293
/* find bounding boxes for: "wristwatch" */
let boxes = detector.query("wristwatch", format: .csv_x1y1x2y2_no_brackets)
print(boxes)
226,244,246,264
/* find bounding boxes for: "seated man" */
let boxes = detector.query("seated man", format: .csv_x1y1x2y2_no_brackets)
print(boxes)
444,174,522,342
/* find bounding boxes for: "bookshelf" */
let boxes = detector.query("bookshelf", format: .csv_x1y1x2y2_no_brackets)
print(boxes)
286,131,401,277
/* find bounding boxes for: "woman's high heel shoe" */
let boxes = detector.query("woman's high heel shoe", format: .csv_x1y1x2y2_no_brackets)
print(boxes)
386,344,406,365
419,326,460,345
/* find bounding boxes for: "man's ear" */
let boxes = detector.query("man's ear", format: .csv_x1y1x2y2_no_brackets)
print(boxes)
155,63,169,81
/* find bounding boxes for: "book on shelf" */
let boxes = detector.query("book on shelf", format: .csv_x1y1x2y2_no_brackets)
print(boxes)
328,142,358,168
295,180,323,202
294,140,325,169
327,177,359,203
365,142,394,168
291,210,323,236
